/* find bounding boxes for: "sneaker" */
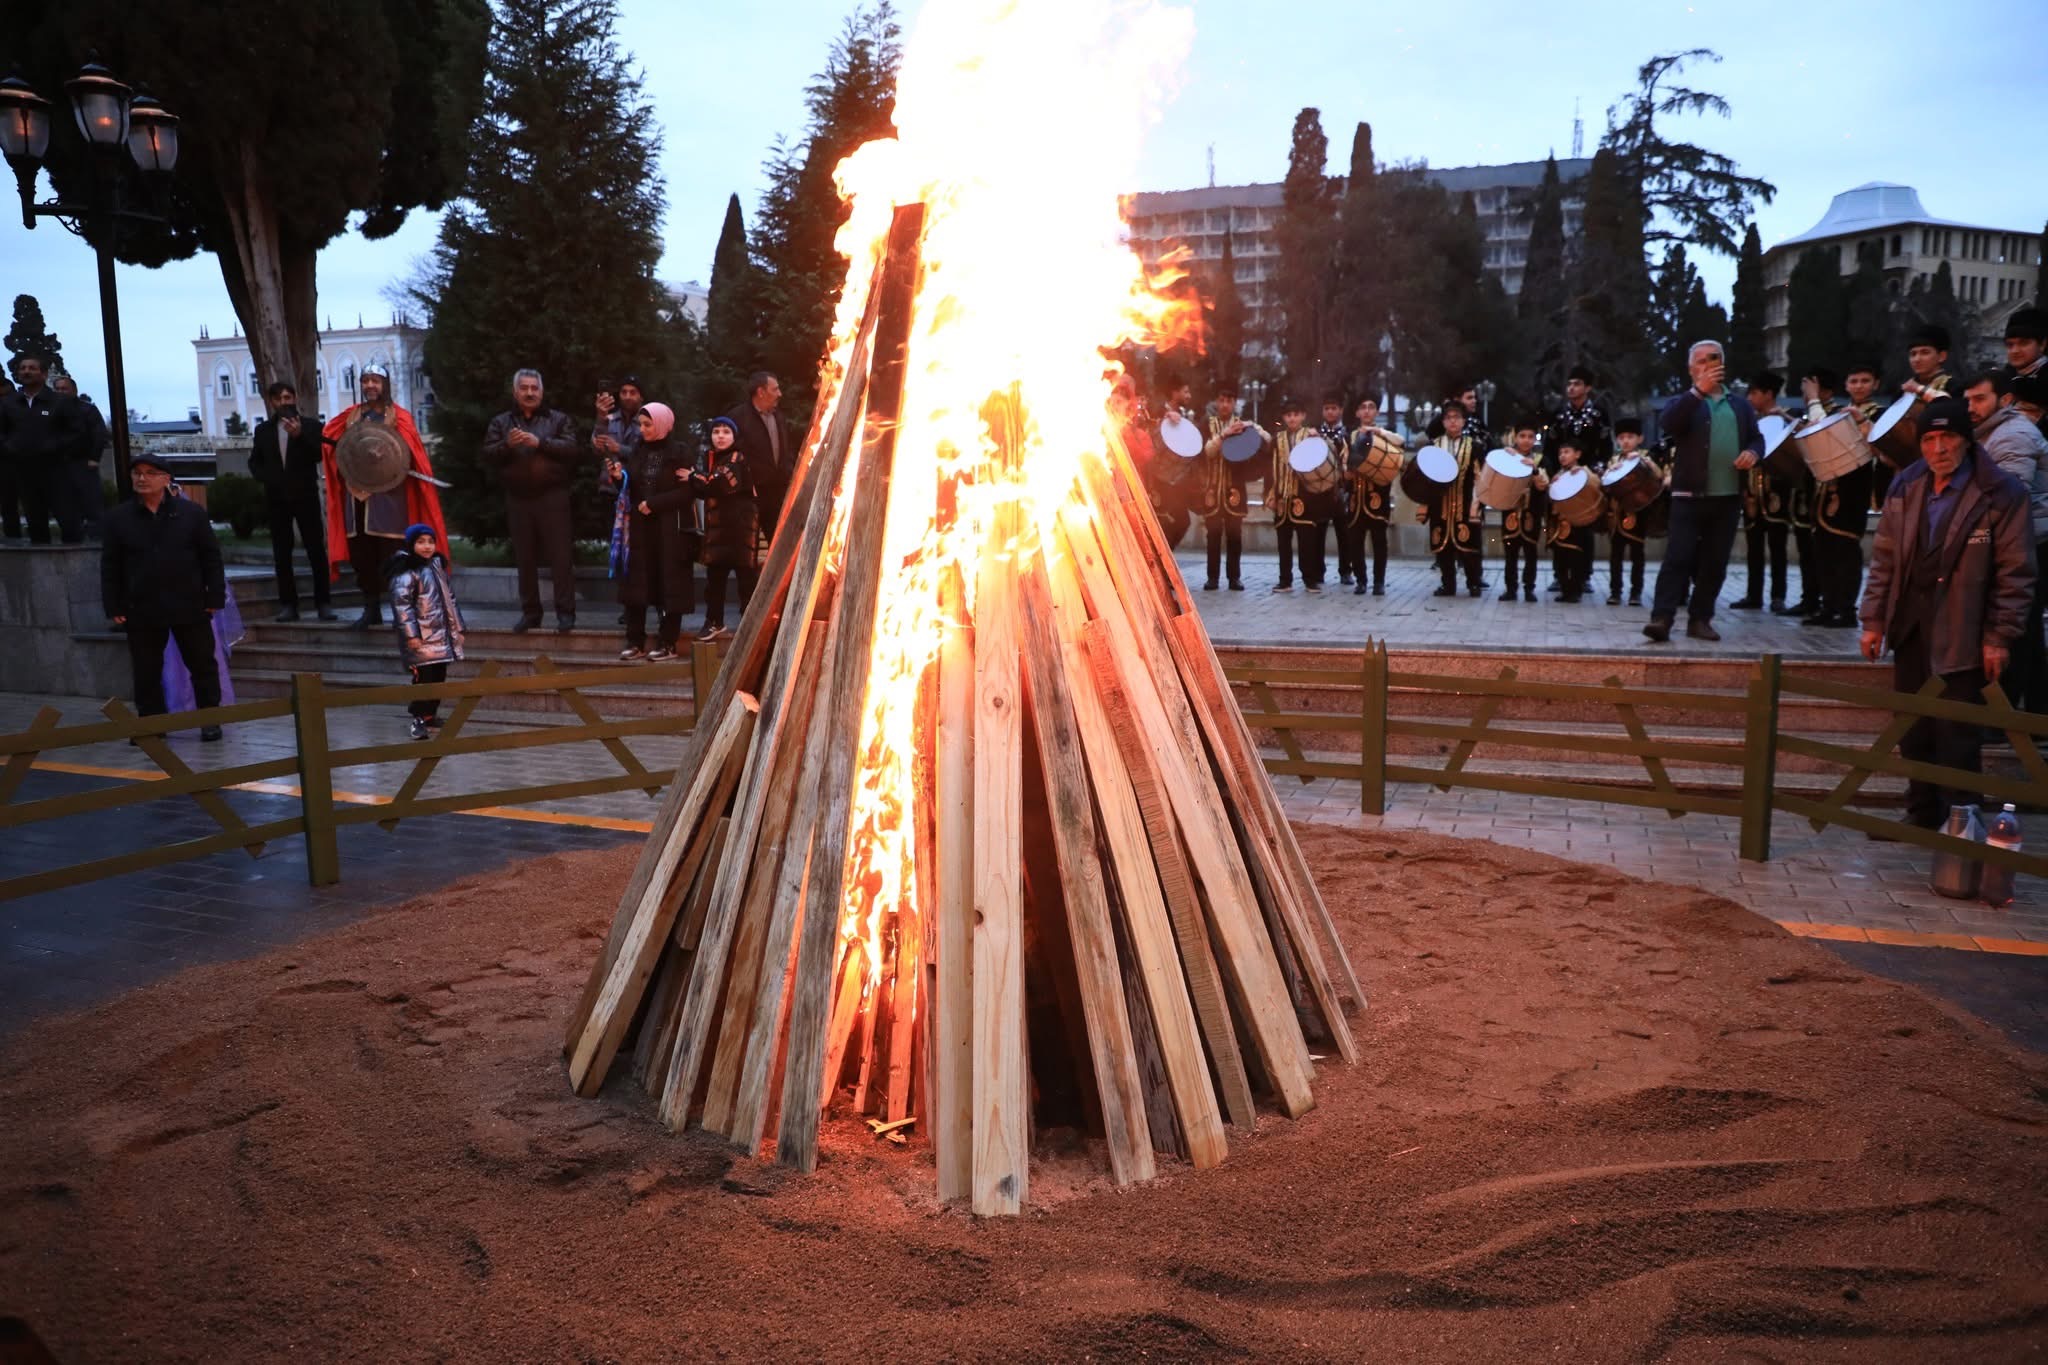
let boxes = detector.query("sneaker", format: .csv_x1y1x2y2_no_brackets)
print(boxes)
619,647,648,662
1643,616,1673,643
1203,579,1219,591
556,615,577,634
1228,580,1244,591
1726,597,1764,610
1499,587,1518,602
1433,585,1458,598
1372,583,1385,596
1607,592,1622,605
424,716,445,729
1686,618,1722,642
409,716,431,741
1273,582,1294,593
1305,583,1323,594
707,626,734,642
1353,581,1368,596
1339,573,1354,586
1627,593,1642,607
199,725,223,742
646,647,676,661
512,614,541,634
1771,601,1808,616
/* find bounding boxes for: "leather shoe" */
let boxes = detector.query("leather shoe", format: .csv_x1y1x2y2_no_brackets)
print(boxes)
199,725,223,742
512,615,540,634
1642,616,1672,642
1202,579,1218,591
556,615,576,634
1433,585,1458,598
348,609,379,631
1772,600,1811,616
1727,597,1764,610
274,606,300,623
315,606,337,622
1686,618,1721,641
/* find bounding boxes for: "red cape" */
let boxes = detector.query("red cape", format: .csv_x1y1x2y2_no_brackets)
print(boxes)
320,403,449,582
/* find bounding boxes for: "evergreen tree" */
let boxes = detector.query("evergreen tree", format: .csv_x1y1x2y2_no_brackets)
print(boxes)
751,2,901,422
1841,240,1897,378
1649,244,1702,380
1518,155,1569,393
1905,261,1972,372
705,193,760,393
1603,49,1776,257
1726,222,1767,377
1207,230,1246,389
1785,245,1847,380
1679,278,1729,370
1566,146,1652,396
1329,122,1390,401
418,0,674,543
1274,107,1336,397
4,295,63,377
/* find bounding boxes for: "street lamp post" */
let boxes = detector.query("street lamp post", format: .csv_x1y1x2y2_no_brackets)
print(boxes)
2,60,181,493
1243,378,1266,424
1475,379,1497,431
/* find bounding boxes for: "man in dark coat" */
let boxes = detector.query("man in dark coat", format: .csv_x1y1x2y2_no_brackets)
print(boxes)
50,372,107,540
101,451,228,739
0,354,91,544
482,367,582,633
726,371,795,536
1859,397,2036,829
248,380,333,621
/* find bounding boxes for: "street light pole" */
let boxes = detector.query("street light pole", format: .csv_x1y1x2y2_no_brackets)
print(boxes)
94,223,134,488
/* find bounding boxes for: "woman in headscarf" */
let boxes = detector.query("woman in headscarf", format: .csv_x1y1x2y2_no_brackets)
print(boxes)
689,415,758,642
613,401,697,660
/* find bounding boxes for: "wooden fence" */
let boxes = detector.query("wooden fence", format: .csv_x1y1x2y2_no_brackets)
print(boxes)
1228,641,2048,879
0,648,720,901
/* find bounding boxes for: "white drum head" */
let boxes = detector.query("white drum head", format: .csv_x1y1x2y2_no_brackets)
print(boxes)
1550,468,1590,500
1758,414,1798,456
1158,416,1203,458
1287,434,1331,472
1415,446,1459,482
1869,392,1918,442
1599,456,1640,487
1485,449,1529,477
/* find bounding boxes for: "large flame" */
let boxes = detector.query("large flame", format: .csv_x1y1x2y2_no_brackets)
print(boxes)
811,0,1197,1025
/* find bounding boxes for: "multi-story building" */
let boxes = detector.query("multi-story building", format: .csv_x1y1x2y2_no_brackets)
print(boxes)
1124,157,1590,344
193,316,433,435
1762,183,2043,370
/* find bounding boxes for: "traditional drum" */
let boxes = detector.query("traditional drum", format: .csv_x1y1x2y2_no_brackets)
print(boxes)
1867,392,1923,468
1154,414,1203,483
1399,443,1460,507
1548,466,1605,527
1795,409,1874,481
1286,433,1339,493
1220,427,1265,464
1350,428,1404,486
1473,449,1534,511
1758,414,1808,484
1599,455,1663,514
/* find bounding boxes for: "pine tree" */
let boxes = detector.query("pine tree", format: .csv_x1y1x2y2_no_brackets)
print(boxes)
4,295,63,377
1649,244,1701,380
1785,246,1847,381
1328,122,1389,401
418,0,674,544
1603,49,1776,257
1568,147,1653,396
1518,155,1569,393
752,2,901,423
1274,108,1336,398
1679,278,1729,370
1726,222,1767,377
705,193,760,392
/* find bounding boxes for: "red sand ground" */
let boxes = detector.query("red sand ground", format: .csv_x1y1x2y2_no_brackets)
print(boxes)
3,827,2045,1362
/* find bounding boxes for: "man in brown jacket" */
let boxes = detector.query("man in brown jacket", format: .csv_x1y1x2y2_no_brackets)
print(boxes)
1860,397,2037,829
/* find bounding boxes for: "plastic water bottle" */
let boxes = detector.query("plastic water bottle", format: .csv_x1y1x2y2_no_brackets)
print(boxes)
1931,803,1985,900
1980,804,2022,908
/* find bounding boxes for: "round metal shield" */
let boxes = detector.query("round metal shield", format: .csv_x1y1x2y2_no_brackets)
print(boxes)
334,420,410,495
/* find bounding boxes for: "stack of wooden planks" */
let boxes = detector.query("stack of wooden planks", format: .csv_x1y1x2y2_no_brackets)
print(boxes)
563,202,1364,1216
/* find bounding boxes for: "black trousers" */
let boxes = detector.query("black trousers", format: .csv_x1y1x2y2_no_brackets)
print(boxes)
703,562,759,627
1432,519,1482,591
66,462,103,539
267,494,330,608
0,456,19,537
1343,519,1389,588
506,487,577,621
409,661,448,720
1502,537,1539,592
126,620,220,719
1159,506,1192,550
1742,520,1790,604
1609,537,1646,598
21,460,85,545
622,516,698,648
1275,520,1329,587
1651,494,1742,623
1811,532,1864,618
1892,627,1985,828
1553,534,1595,596
349,533,393,615
1204,514,1243,585
2014,538,2048,714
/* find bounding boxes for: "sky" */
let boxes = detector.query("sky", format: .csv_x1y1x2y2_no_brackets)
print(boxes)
3,0,2043,420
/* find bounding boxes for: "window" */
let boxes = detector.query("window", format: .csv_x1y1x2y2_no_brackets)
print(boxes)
341,364,356,393
314,370,325,392
1891,234,1902,257
217,371,232,398
248,369,259,395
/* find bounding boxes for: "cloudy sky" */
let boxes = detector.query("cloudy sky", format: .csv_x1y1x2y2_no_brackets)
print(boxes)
3,0,2042,419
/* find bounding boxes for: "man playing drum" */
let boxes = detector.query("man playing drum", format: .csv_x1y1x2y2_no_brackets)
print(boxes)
1198,383,1263,591
1345,397,1397,597
1497,419,1547,602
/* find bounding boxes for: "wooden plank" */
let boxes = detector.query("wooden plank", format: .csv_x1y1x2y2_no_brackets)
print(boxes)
933,570,975,1202
1778,793,2048,876
563,263,885,1060
1018,562,1154,1185
1221,664,1376,686
0,708,60,805
336,715,683,771
1054,504,1313,1115
1385,671,1754,713
566,693,757,1096
322,660,694,711
1381,762,1746,816
326,772,683,828
105,699,268,860
0,753,303,829
377,660,502,831
775,202,928,1177
1166,611,1366,1019
1049,565,1225,1163
0,698,293,756
530,655,664,794
631,942,689,1090
1780,670,2048,730
1387,718,1737,767
718,627,833,1146
1606,673,1687,818
1739,655,1782,865
1778,734,2048,808
675,818,730,950
1436,667,1515,792
0,815,306,903
1799,677,1943,832
818,939,867,1109
1360,640,1386,816
1246,679,1313,783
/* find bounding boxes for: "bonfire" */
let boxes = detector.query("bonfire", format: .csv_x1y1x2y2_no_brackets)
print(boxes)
562,0,1360,1215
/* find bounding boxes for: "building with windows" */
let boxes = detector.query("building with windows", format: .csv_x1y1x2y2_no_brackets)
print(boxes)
192,316,434,435
1761,183,2044,369
1123,157,1590,344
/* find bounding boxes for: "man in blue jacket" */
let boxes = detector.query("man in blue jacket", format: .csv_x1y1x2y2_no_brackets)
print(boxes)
1644,340,1765,643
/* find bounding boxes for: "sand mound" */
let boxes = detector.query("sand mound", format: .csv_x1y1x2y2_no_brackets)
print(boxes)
3,828,2045,1362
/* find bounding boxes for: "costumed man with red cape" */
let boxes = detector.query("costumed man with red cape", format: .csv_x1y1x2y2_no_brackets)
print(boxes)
321,363,448,629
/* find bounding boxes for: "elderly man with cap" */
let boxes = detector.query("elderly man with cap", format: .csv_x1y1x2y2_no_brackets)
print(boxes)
1859,396,2036,830
101,450,228,740
483,367,582,634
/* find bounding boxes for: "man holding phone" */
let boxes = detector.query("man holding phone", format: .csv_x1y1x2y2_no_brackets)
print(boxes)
1644,339,1764,643
249,381,333,621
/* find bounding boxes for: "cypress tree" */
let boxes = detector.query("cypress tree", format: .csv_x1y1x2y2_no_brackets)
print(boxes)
1785,245,1847,381
705,193,760,392
1518,155,1569,394
1649,244,1703,380
1571,147,1652,396
1208,230,1246,390
1274,107,1335,397
419,0,674,544
4,295,63,378
1726,221,1767,377
1330,122,1389,401
1841,240,1896,377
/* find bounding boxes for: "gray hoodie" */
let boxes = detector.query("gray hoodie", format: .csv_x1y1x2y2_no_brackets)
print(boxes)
1976,403,2048,539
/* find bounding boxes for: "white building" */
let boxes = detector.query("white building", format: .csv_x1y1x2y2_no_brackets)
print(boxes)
1762,184,2044,370
192,316,434,435
664,278,709,325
